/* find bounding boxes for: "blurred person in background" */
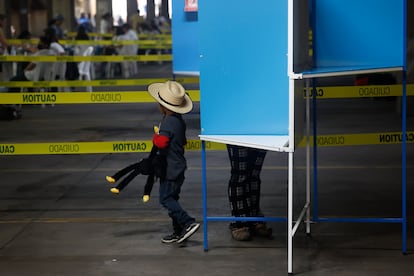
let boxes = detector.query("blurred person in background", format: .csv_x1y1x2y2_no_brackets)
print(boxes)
116,23,138,78
99,13,113,36
98,13,113,78
0,14,9,54
78,12,94,32
74,25,91,55
129,9,145,34
8,36,52,92
44,27,66,90
48,14,65,40
0,14,11,81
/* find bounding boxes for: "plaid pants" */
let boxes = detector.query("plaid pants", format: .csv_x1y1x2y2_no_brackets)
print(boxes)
226,145,267,226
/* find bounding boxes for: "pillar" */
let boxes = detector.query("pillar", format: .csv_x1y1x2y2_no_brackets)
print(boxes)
160,0,169,19
0,1,5,14
96,0,112,31
127,0,138,20
18,0,30,34
147,0,155,21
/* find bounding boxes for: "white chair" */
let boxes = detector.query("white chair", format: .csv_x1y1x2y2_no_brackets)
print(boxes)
77,46,94,92
49,43,67,91
118,33,138,78
32,49,57,84
28,49,57,108
55,60,67,91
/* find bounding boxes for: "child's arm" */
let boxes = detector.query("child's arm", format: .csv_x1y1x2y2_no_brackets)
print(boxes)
152,125,170,149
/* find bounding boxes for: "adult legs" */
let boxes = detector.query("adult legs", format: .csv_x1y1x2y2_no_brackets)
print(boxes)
226,145,270,240
246,147,267,217
227,145,267,218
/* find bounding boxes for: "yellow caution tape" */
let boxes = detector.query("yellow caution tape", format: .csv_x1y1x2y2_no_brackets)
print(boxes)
185,140,227,151
0,141,151,155
0,140,226,155
0,77,199,88
0,132,412,155
0,85,411,105
0,90,200,104
0,85,409,104
64,32,171,39
8,38,172,48
298,131,414,147
65,32,114,38
304,84,414,99
0,54,172,62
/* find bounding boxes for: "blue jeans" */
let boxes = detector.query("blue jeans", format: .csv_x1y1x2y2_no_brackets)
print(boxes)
159,172,195,234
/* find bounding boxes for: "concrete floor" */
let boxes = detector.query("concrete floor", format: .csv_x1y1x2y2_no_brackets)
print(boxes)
1,64,414,275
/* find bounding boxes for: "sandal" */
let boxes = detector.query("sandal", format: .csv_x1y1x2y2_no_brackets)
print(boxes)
252,223,273,239
231,226,251,241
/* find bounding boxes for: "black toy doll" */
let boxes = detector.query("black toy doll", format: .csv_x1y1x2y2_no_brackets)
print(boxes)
106,126,165,202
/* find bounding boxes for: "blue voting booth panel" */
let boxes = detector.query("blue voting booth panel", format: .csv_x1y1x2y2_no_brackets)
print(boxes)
172,0,199,75
307,0,408,255
312,0,405,70
198,0,289,136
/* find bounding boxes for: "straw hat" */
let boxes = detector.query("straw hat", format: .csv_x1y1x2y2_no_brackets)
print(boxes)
148,81,193,114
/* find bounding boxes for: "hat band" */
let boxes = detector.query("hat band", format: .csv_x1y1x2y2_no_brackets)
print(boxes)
158,92,181,107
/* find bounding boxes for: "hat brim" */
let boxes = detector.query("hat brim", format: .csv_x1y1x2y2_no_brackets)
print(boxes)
148,83,193,114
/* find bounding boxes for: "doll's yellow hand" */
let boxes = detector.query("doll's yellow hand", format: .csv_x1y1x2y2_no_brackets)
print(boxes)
153,126,159,134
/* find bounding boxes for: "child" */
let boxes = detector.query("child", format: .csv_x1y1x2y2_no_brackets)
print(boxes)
147,80,200,244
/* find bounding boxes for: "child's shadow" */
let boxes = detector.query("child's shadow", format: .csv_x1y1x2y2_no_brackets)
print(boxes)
114,228,159,237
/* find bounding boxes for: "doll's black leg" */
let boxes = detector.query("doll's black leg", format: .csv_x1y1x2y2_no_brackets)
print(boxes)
111,162,140,181
115,167,142,191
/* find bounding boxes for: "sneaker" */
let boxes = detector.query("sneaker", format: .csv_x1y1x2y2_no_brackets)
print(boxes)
176,222,200,244
230,226,251,241
161,233,180,243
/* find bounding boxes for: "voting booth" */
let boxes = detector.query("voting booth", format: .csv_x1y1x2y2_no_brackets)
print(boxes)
301,0,408,264
172,0,199,75
197,1,308,274
172,0,407,274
